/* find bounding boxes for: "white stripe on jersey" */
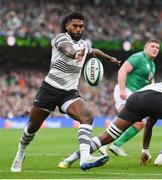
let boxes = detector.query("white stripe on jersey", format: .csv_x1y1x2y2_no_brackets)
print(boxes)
45,33,92,90
139,82,162,93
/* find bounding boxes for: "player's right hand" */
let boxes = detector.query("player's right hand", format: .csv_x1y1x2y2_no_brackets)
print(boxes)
75,48,85,62
140,149,152,166
120,90,127,100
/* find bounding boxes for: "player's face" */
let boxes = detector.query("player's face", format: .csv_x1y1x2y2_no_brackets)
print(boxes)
144,42,160,59
66,19,84,41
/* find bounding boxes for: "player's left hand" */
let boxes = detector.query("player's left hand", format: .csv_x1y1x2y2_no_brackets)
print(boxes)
140,149,152,166
109,57,121,65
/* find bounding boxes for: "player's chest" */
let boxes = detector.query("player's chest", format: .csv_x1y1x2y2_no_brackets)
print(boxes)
138,61,155,75
72,42,88,53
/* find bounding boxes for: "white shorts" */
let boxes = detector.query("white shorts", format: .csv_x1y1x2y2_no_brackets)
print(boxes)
113,84,133,110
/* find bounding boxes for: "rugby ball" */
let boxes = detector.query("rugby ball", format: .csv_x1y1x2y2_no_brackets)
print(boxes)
84,58,104,86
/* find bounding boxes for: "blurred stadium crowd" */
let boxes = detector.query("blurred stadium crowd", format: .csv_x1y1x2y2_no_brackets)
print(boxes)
0,69,117,118
0,0,162,41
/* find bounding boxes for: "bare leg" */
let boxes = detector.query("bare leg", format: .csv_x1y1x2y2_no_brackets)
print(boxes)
11,107,50,172
58,117,133,168
66,99,109,170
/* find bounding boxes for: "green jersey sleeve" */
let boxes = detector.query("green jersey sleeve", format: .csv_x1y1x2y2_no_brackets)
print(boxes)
127,53,143,69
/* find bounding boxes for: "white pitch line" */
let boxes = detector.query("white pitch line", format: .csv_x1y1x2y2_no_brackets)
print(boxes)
0,169,162,177
0,153,65,157
24,153,64,156
0,151,159,157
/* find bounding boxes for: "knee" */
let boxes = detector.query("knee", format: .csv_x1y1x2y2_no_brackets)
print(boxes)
133,121,145,131
79,110,93,125
27,107,49,133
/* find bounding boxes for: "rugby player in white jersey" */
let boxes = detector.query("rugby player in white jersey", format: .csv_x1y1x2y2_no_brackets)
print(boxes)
58,82,162,168
11,12,120,172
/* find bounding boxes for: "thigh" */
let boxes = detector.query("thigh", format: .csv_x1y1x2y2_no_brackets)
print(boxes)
118,92,146,122
141,91,162,118
59,89,81,113
33,81,60,111
113,84,132,111
113,84,125,110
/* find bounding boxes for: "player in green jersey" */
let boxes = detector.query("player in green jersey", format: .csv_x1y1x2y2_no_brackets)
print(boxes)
100,39,160,156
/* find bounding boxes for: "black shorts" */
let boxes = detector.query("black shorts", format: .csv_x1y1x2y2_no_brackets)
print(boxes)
33,81,81,113
118,90,162,122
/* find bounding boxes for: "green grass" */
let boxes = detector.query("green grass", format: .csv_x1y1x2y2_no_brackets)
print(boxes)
1,127,162,179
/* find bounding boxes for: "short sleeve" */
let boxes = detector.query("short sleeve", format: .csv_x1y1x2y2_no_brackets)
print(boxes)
51,33,71,48
127,54,142,68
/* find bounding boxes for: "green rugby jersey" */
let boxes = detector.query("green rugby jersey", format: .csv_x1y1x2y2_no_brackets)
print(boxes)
126,51,156,92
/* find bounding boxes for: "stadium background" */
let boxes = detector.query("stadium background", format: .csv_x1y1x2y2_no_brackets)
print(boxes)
0,0,162,129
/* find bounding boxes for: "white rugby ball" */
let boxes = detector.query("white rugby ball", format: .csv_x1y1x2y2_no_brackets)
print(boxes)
84,58,104,86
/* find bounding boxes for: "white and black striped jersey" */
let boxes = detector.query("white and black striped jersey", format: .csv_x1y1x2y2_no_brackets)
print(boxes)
45,33,92,90
139,82,162,93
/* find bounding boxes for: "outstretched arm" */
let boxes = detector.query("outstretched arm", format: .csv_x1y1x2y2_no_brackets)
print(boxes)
140,117,158,165
92,48,121,65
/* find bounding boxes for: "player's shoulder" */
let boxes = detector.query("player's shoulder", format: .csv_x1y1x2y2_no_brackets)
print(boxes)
127,51,144,62
52,33,71,42
131,51,144,58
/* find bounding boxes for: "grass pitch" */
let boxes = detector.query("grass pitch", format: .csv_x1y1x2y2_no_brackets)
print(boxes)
1,127,162,179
